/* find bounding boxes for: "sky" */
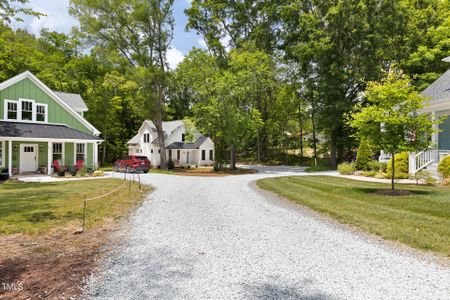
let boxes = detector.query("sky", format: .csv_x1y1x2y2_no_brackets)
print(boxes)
12,0,205,69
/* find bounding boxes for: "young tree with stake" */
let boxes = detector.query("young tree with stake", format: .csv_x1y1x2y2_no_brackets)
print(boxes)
349,70,436,191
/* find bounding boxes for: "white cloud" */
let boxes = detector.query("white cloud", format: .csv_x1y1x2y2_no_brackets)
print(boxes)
13,0,78,36
197,38,207,49
167,47,185,69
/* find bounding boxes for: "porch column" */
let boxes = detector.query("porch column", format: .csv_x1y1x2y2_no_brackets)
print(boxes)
47,141,52,175
431,112,438,145
8,140,12,176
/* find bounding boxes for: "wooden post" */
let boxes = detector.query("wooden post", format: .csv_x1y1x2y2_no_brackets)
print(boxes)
82,195,87,231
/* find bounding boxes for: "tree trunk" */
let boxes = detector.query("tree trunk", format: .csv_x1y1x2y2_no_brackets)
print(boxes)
330,130,337,168
391,152,395,191
257,132,261,162
299,109,304,159
311,97,318,167
102,129,107,166
154,118,167,170
213,135,219,171
230,145,236,170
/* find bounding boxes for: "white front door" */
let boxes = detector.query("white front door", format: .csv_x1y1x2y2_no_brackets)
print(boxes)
20,144,38,173
186,151,190,164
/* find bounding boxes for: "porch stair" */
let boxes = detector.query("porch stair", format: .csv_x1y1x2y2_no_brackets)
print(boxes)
409,148,449,178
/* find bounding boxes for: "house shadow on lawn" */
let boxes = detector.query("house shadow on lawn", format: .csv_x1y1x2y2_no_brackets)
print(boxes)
353,187,438,196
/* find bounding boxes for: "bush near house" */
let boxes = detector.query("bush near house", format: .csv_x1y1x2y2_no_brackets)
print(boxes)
386,152,409,179
368,161,387,173
438,156,450,179
337,162,356,175
355,139,373,171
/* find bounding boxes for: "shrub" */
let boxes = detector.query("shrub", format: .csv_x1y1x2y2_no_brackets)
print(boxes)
337,162,356,175
411,170,436,185
368,160,386,172
386,152,409,179
438,156,450,179
364,171,377,177
167,159,175,170
305,165,333,172
355,139,373,171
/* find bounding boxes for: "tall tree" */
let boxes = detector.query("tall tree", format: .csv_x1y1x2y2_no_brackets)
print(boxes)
281,0,409,167
70,0,175,169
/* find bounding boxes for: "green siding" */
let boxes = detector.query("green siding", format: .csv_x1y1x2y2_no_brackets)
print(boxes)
86,143,94,168
65,142,74,166
0,78,92,134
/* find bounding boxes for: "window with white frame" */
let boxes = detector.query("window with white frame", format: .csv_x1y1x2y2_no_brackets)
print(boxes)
36,104,46,122
6,101,18,120
76,143,85,161
144,133,150,143
53,143,63,163
21,100,33,121
0,141,4,167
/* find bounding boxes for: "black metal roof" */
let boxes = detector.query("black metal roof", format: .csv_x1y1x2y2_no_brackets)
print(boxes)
166,136,209,150
0,121,102,140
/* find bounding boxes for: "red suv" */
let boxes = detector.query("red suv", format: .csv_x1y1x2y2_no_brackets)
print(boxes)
114,156,151,173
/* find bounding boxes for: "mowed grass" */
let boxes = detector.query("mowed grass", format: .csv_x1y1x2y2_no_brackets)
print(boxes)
257,176,450,257
0,179,149,235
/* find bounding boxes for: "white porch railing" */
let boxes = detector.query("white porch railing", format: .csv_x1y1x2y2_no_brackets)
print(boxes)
409,148,438,175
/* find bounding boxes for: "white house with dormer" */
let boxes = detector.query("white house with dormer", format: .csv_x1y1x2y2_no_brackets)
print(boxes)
127,120,214,167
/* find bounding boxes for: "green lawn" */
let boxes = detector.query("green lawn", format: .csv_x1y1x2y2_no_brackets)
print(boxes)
257,176,450,257
0,179,149,235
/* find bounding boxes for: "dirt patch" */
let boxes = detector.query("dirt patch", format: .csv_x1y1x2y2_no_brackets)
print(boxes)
0,222,121,300
374,189,412,196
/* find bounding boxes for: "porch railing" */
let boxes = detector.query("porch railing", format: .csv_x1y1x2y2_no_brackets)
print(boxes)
409,148,438,175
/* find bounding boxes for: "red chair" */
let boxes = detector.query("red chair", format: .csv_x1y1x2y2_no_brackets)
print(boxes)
53,160,62,172
75,160,84,171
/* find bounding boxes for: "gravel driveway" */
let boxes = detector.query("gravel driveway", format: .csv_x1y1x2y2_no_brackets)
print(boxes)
85,167,450,299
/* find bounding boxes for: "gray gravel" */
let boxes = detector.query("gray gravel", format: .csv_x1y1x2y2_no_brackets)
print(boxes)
85,167,450,299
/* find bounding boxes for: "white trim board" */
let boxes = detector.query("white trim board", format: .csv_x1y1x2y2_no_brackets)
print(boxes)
0,71,100,135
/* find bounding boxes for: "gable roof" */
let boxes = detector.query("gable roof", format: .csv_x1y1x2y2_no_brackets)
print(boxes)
127,133,140,145
54,91,88,112
0,121,102,140
0,71,100,135
421,69,450,102
138,120,184,144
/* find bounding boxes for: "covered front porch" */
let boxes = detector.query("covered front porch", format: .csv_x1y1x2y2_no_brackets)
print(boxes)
0,139,100,176
167,148,201,167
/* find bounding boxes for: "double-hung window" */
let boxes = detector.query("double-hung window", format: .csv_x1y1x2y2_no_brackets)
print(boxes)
6,101,18,120
201,150,206,160
209,150,214,160
0,141,4,167
36,104,47,122
21,100,33,121
53,143,63,163
76,143,85,162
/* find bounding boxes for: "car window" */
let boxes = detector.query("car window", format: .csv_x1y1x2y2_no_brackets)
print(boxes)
136,156,148,160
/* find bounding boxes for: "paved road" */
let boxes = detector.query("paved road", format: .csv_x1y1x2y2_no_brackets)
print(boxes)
85,167,450,299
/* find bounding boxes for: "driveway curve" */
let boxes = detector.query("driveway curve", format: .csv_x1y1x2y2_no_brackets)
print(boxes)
85,167,450,299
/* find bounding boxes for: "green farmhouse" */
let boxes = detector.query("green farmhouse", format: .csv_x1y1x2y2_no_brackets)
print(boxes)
0,71,102,176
